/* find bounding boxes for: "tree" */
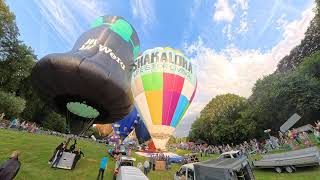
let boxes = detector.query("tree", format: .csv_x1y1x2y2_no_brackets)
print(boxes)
248,56,320,137
41,111,66,133
189,94,255,145
0,0,19,61
0,90,26,118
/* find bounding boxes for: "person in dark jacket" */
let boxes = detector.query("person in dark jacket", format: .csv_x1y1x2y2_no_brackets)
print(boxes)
48,141,66,164
51,143,66,168
67,140,77,152
0,151,21,180
71,148,84,169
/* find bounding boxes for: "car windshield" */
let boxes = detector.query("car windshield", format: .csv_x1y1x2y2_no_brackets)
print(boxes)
121,161,133,166
187,168,194,180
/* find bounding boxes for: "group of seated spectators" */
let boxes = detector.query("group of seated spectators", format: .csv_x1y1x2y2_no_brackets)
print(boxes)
175,121,320,157
0,115,40,133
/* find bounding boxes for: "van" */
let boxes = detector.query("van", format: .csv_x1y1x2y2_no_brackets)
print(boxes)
116,166,149,180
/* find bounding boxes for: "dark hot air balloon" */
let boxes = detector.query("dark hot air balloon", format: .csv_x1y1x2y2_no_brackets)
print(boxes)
32,16,140,134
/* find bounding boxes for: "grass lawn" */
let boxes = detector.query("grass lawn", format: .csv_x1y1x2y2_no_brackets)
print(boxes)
0,128,320,180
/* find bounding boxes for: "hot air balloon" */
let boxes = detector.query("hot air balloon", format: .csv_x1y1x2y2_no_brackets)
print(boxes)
95,124,113,137
131,47,197,150
31,16,140,134
112,107,139,140
134,115,151,144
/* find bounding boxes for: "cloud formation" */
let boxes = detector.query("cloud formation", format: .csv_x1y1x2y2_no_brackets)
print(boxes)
34,0,105,45
130,0,155,26
175,4,315,137
213,0,235,23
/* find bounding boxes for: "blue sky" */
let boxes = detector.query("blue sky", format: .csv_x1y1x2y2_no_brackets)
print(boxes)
6,0,315,136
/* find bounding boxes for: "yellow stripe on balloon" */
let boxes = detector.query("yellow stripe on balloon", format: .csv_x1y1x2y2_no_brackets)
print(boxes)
145,90,163,125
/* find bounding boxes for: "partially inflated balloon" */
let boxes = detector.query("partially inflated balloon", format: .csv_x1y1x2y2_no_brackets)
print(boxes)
134,114,151,144
112,107,139,140
131,47,197,150
31,16,140,134
95,124,113,137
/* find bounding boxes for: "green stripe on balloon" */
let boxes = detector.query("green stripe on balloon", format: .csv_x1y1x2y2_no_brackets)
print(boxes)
90,17,104,28
142,73,163,91
110,19,133,42
133,45,140,59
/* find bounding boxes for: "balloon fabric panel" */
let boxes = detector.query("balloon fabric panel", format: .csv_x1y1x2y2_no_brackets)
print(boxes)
170,95,189,127
145,91,163,125
162,73,184,126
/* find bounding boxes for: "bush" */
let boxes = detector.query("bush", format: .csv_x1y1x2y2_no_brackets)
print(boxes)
0,90,26,118
41,111,66,133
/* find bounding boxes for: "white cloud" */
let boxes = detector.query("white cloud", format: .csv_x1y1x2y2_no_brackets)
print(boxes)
175,4,315,137
234,0,249,35
238,20,248,34
34,0,105,45
235,0,249,11
276,14,288,30
213,0,235,23
130,0,155,26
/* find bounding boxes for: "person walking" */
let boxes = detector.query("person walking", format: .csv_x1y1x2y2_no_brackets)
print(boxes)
0,151,21,180
97,157,108,180
143,159,150,175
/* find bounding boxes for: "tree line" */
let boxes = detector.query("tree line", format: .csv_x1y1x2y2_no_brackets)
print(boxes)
0,0,66,132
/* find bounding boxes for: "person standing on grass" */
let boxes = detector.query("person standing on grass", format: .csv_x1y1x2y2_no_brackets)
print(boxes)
97,157,108,180
48,141,66,164
143,159,149,175
51,143,66,168
0,151,21,180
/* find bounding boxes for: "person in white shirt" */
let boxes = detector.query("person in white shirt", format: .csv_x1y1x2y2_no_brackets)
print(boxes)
143,160,149,175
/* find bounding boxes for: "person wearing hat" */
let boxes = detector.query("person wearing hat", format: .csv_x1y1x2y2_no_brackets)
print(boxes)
0,150,21,180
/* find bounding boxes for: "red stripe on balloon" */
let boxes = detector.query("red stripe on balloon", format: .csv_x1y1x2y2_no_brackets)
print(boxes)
190,80,197,103
162,73,185,125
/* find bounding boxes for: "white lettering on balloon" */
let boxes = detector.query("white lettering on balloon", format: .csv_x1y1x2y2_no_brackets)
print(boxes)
79,38,126,70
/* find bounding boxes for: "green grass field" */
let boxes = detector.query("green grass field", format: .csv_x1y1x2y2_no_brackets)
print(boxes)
0,129,320,180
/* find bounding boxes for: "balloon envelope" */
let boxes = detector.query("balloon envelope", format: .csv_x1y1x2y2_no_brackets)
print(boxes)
134,115,151,144
31,16,140,133
95,124,113,137
113,107,139,140
131,47,197,150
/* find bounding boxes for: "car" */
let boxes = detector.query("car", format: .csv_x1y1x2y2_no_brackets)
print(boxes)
218,150,243,159
114,156,136,178
116,166,149,180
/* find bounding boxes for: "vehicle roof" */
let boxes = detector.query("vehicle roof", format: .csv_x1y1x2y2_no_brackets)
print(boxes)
118,166,148,180
181,163,195,169
194,157,246,170
221,150,240,155
121,156,136,161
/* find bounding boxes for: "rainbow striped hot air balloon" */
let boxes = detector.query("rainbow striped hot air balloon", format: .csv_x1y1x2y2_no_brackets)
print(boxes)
131,47,197,150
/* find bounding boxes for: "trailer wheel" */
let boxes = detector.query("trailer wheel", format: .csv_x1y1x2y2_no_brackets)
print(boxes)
285,166,293,173
275,167,282,173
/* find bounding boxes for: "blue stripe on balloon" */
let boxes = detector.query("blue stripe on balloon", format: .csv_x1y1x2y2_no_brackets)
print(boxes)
170,95,189,127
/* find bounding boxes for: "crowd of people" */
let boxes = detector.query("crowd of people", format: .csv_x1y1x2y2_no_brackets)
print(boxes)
0,115,40,133
176,121,320,157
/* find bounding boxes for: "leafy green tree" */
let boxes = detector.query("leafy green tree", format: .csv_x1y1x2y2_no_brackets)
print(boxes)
0,90,26,118
248,55,320,137
189,94,255,145
0,0,19,61
41,111,66,133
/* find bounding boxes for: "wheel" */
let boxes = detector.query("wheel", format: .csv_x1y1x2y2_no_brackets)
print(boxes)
275,167,282,173
285,166,293,173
